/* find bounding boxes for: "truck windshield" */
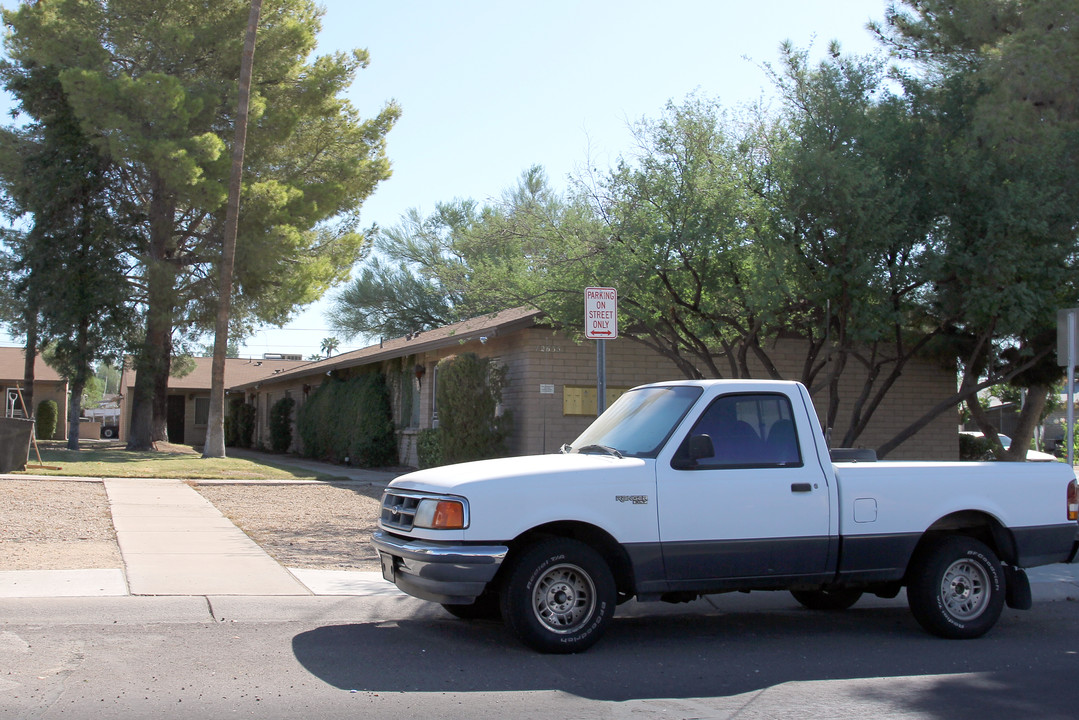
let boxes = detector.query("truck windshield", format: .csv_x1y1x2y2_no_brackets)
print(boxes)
568,386,702,458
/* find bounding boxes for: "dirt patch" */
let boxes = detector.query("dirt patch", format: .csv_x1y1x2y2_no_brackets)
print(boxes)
0,479,122,571
193,483,385,571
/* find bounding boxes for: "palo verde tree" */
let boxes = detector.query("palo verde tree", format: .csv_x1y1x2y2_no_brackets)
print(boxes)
1,0,399,450
758,44,942,448
871,0,1079,458
327,202,483,341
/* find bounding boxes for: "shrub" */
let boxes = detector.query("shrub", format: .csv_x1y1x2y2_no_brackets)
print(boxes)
35,400,58,440
416,428,442,469
297,373,397,467
435,353,512,465
958,432,993,461
227,399,256,448
269,396,295,453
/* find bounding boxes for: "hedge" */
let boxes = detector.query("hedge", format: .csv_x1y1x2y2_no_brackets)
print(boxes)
297,373,397,467
269,396,296,453
434,352,512,465
226,398,256,448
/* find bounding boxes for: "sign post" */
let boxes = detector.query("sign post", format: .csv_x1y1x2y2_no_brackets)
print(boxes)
586,287,618,415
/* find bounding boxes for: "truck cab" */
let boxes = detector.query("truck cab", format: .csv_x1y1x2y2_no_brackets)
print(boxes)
374,379,1079,653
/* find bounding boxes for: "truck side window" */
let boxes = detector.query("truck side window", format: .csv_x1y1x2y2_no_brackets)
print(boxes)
674,393,802,469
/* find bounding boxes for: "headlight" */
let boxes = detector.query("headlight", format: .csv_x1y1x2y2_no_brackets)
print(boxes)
414,498,466,529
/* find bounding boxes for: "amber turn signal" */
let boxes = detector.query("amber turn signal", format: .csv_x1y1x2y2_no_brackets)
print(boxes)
414,498,466,529
431,500,465,529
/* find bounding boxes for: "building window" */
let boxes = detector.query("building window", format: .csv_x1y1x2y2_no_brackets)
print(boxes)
194,396,210,427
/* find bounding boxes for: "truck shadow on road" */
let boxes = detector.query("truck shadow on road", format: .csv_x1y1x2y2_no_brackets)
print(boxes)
290,599,1079,718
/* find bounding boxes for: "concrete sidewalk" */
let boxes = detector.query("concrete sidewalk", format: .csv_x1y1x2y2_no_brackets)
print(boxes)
106,478,309,595
1,475,399,599
1,470,1077,602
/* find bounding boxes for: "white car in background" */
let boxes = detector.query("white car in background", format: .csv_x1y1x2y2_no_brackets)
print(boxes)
960,431,1058,461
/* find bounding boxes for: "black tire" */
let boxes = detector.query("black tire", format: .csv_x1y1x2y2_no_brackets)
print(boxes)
791,588,864,611
906,535,1005,639
499,538,616,654
441,589,501,620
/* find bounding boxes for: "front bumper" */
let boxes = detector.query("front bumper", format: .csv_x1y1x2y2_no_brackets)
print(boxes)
372,529,508,604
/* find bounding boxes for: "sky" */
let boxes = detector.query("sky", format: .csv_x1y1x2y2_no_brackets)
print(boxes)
0,0,891,358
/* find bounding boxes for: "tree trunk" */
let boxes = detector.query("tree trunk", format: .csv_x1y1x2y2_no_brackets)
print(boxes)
20,312,37,418
1002,385,1050,461
65,319,92,451
205,0,263,458
67,377,84,451
127,175,177,450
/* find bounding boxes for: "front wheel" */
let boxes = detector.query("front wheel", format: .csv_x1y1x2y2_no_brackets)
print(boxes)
906,535,1005,639
500,538,616,654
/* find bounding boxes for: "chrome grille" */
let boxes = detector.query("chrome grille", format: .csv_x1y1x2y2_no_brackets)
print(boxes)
380,491,422,531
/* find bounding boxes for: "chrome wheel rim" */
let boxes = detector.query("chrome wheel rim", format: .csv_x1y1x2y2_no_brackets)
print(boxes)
940,558,989,621
532,562,596,634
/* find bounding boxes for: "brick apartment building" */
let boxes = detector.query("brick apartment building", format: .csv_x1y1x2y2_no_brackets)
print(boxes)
229,307,957,466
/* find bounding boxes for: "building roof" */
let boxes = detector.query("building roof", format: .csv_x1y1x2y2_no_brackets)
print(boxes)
0,347,65,383
229,306,543,391
123,356,310,391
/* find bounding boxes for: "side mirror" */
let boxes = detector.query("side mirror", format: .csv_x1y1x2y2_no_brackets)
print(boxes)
687,434,714,460
672,434,714,469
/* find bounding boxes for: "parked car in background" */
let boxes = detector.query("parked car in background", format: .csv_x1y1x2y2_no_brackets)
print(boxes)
960,431,1057,462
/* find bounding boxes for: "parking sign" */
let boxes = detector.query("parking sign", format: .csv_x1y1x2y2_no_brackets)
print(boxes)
585,287,618,339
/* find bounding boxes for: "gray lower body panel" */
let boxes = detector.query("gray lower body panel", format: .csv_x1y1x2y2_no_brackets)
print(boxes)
372,530,507,604
1012,523,1079,567
836,532,922,583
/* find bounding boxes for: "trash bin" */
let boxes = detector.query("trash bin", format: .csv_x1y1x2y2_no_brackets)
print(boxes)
0,417,34,473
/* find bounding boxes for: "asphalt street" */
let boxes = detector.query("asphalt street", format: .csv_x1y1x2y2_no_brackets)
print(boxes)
2,590,1079,719
2,453,1078,718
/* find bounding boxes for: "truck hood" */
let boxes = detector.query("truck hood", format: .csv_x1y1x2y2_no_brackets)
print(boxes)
389,452,645,494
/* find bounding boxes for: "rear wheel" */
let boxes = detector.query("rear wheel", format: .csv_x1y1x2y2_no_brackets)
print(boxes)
500,538,616,654
791,588,863,611
907,535,1004,639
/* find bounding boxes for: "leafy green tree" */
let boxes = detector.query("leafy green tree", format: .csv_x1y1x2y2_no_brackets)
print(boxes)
758,45,944,447
1,0,399,450
94,362,122,396
328,204,479,340
328,3,1079,459
872,0,1079,458
0,63,136,450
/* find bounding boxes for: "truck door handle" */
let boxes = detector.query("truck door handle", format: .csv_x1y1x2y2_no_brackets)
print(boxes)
791,483,813,493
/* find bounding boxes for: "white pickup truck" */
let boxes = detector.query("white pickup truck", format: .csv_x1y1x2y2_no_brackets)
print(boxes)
373,379,1079,653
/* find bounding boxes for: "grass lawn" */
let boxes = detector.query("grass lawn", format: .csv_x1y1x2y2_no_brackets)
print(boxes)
18,441,344,481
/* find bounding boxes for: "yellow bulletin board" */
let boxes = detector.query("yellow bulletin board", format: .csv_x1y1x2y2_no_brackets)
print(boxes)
562,386,629,416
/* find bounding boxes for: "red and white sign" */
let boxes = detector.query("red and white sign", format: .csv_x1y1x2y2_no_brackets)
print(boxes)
585,287,618,339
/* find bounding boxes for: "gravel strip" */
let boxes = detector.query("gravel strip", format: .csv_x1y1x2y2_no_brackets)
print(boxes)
2,477,388,573
0,478,122,571
193,483,385,571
